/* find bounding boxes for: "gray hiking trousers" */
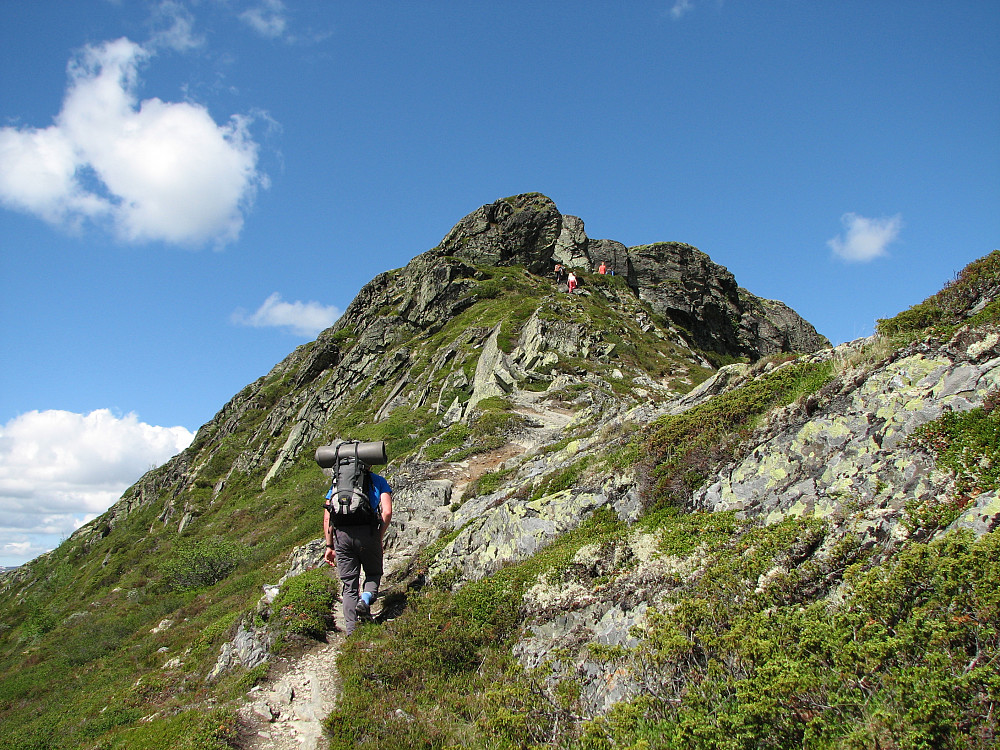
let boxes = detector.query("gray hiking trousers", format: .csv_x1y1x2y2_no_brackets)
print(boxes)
333,523,383,634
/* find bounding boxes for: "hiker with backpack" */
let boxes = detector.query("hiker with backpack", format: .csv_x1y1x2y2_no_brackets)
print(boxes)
316,441,393,635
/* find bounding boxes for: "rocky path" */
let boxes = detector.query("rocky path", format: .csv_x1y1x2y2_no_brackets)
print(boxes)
238,629,343,750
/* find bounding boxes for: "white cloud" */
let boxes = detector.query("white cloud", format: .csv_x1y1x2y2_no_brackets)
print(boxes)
0,409,194,567
148,1,205,53
0,36,264,247
232,292,341,337
240,0,289,39
670,0,695,20
827,212,903,262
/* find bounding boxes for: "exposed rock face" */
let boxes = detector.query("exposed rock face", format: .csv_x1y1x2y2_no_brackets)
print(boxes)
694,329,1000,532
737,292,830,356
627,242,829,358
441,198,829,359
438,193,563,275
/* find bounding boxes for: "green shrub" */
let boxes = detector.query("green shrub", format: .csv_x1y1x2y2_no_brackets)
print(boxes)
904,396,1000,532
582,526,1000,750
877,250,1000,338
639,359,835,511
447,396,527,460
62,614,142,666
161,537,250,592
330,326,356,347
271,569,338,639
531,456,591,500
188,707,241,749
22,605,57,641
463,466,513,500
423,423,470,460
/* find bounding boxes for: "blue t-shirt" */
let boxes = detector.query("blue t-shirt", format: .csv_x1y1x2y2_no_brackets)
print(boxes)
367,472,392,512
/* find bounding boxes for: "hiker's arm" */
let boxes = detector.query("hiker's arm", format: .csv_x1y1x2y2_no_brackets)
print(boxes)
379,493,392,539
323,508,335,566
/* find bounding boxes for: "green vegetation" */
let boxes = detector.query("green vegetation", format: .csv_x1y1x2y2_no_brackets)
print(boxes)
581,526,999,750
904,391,1000,533
463,465,514,500
328,507,1000,749
161,537,250,592
325,509,627,750
449,396,527,460
0,452,326,750
877,249,1000,339
271,568,339,639
422,423,471,460
530,455,592,500
638,358,835,511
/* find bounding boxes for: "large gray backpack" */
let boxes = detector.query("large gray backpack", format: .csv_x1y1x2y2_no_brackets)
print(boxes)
316,440,387,527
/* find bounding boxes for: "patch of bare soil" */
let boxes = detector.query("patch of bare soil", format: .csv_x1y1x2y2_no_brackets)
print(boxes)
236,590,409,749
237,632,343,750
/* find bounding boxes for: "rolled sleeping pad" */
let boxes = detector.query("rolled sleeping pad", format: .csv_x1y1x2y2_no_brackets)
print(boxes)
315,440,387,468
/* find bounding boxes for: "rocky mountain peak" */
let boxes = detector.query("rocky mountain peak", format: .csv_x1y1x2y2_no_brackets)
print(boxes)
438,193,829,359
437,193,562,274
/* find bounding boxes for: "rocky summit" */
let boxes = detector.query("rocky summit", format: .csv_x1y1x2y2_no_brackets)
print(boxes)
1,195,997,750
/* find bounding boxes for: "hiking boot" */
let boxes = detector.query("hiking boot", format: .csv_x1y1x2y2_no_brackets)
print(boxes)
356,598,370,622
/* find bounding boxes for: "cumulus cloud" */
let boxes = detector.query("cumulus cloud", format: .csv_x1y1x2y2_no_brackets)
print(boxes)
240,0,289,39
827,212,903,262
0,36,264,247
232,292,341,337
0,409,194,567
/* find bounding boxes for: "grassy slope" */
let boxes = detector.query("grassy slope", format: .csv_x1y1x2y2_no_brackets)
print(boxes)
1,252,998,749
0,262,704,749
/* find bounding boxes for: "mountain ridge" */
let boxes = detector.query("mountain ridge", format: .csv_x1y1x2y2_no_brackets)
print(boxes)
1,196,997,750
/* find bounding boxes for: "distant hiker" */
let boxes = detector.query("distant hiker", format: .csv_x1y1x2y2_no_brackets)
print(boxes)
554,263,565,284
598,261,607,274
322,454,393,636
567,271,578,293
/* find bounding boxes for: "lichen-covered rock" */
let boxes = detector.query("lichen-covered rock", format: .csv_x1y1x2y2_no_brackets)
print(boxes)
694,330,1000,538
429,489,612,584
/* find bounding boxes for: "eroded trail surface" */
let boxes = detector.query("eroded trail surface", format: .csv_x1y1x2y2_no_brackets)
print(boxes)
238,629,343,750
236,590,408,749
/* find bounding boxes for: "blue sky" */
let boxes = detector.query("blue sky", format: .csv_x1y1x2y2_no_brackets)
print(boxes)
1,0,997,566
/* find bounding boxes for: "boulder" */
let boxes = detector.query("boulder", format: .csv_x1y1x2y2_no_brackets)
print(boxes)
438,193,563,275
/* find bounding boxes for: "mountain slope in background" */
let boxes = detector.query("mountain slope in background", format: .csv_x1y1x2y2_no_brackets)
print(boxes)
1,196,996,750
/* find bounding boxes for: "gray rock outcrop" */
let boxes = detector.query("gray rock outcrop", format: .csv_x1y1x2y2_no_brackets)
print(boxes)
438,193,563,275
505,328,1000,718
626,242,829,358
